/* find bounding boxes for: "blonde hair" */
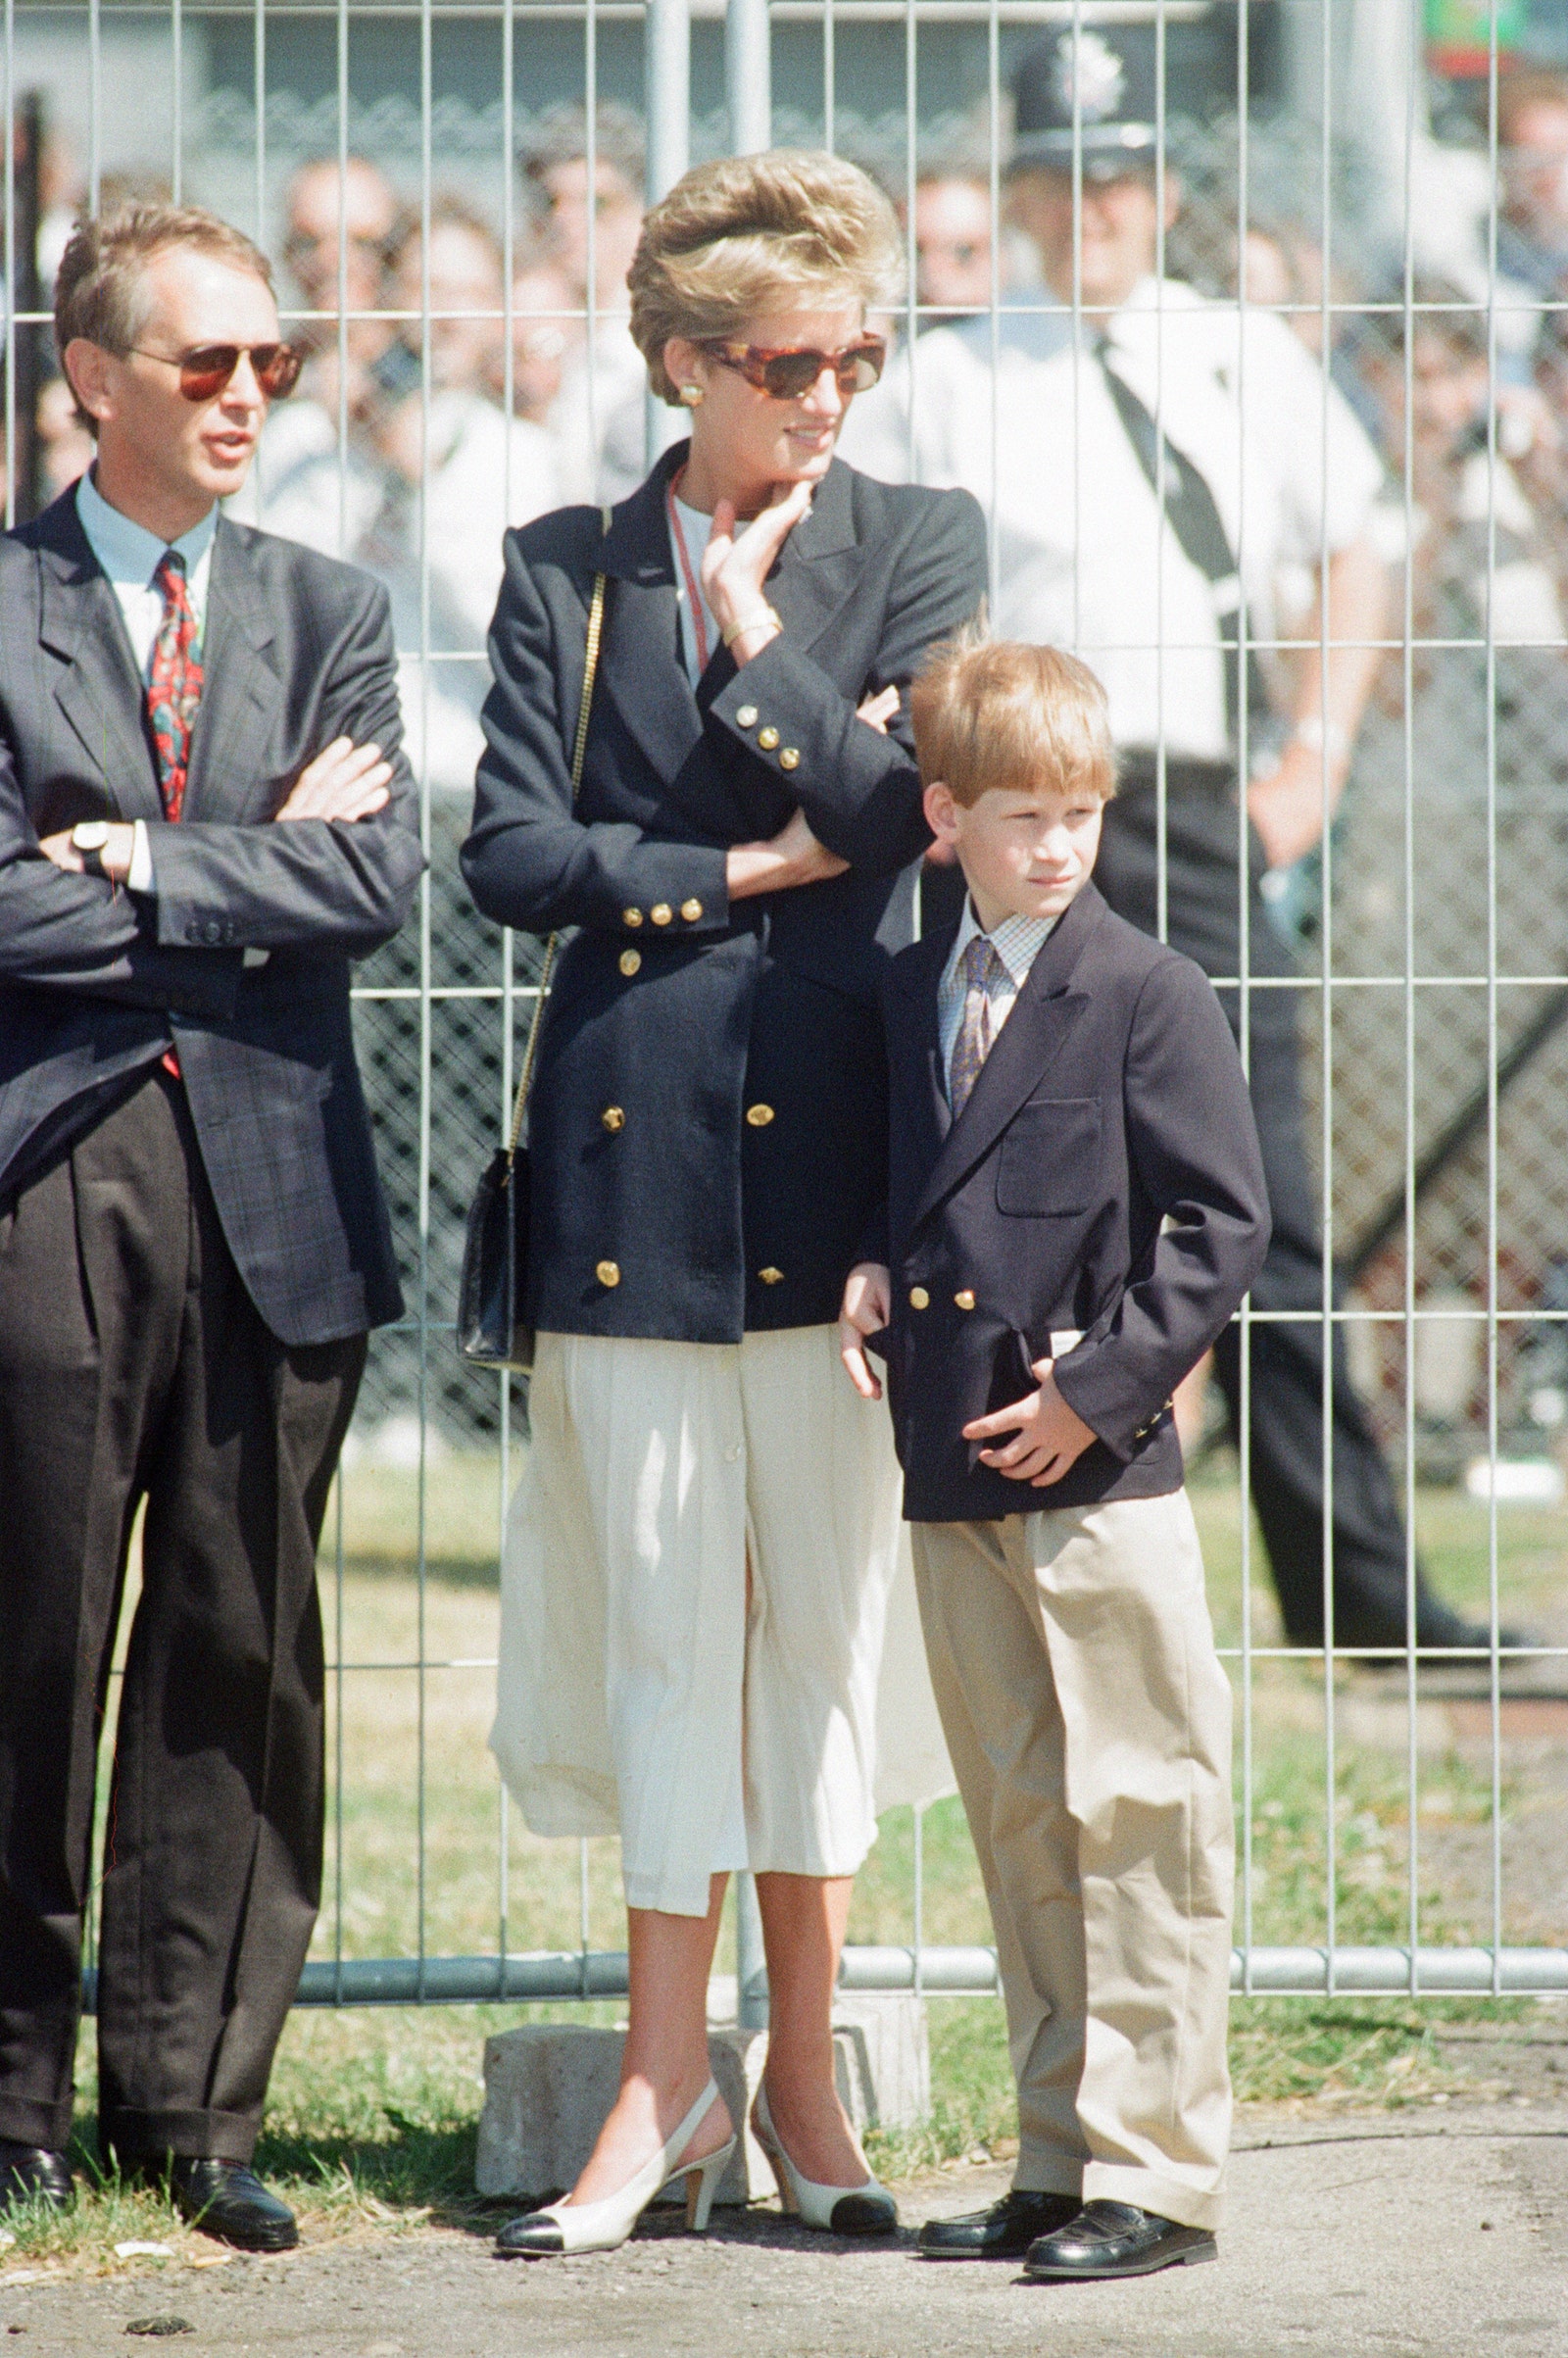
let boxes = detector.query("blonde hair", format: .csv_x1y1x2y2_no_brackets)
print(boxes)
55,203,274,431
628,150,900,405
910,633,1117,808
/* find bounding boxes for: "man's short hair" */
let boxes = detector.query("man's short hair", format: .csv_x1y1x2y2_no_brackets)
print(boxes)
910,632,1117,808
55,202,274,428
521,103,646,200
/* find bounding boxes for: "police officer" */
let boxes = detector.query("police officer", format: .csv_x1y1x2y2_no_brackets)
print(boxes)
841,21,1498,1655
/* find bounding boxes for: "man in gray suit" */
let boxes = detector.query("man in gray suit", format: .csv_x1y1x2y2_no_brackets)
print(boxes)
0,203,423,2247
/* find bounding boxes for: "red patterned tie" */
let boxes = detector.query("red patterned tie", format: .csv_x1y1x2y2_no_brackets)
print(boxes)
149,550,203,1077
147,549,203,824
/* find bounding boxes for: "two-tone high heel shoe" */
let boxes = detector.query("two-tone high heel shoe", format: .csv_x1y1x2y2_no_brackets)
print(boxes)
751,2082,897,2236
495,2080,736,2257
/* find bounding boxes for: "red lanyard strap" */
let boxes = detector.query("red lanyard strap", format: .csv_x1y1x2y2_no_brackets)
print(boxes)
666,475,711,675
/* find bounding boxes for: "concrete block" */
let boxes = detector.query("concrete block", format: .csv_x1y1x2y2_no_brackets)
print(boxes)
477,2023,770,2206
477,1995,931,2204
832,1992,931,2132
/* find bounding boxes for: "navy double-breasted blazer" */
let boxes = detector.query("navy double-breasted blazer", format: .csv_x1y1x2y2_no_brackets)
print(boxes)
462,444,988,1343
875,879,1271,1522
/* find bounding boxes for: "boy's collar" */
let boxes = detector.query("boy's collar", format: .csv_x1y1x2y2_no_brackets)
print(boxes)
950,895,1058,989
898,875,1107,999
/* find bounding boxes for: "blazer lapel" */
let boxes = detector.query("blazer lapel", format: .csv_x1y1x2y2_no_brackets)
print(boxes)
909,884,1109,1232
598,455,704,787
891,920,957,1160
764,459,870,661
35,496,165,823
181,517,281,822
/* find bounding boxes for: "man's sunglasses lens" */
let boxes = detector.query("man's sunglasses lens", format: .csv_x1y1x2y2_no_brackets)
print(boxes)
178,343,303,402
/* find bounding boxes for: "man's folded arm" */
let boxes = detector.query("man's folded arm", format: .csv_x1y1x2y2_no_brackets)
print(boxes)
140,578,426,956
0,745,239,1016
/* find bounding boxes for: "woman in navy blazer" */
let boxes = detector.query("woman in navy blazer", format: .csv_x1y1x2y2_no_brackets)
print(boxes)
463,152,986,2256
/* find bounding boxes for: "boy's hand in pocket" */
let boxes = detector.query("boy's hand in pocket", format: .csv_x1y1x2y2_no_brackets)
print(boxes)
963,1359,1097,1486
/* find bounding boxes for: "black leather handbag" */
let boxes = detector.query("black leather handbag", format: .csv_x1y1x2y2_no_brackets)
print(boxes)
458,549,608,1373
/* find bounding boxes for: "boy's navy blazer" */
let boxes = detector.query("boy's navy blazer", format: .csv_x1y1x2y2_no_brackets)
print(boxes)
0,491,424,1346
463,444,987,1343
877,878,1270,1522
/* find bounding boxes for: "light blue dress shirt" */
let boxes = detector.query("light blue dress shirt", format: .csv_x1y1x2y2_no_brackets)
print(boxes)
74,468,219,891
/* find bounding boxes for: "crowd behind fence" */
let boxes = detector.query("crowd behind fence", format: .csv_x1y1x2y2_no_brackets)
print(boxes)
7,0,1568,2006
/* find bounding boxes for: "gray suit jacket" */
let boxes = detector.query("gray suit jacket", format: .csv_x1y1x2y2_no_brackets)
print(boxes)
0,489,424,1346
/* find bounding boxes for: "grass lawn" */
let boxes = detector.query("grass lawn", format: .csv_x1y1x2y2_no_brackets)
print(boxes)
8,1449,1562,2273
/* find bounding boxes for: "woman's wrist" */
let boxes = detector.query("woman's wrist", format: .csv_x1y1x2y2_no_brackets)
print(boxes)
720,603,781,649
723,612,782,665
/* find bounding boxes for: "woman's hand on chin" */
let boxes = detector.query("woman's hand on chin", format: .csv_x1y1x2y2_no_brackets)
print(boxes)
702,480,812,663
726,807,850,901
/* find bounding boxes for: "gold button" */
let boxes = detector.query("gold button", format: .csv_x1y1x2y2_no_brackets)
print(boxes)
758,1266,784,1286
746,1103,775,1128
651,903,672,926
596,1259,621,1289
619,949,642,976
601,1106,625,1132
758,725,780,751
908,1286,930,1310
680,898,703,922
623,908,643,928
736,704,759,728
778,747,801,771
955,1289,976,1310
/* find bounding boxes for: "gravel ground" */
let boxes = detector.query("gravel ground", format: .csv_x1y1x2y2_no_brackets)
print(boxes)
3,2089,1565,2358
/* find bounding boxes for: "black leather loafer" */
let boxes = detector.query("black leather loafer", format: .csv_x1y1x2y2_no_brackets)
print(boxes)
165,2159,298,2251
1021,2198,1216,2280
0,2138,74,2212
917,2188,1082,2260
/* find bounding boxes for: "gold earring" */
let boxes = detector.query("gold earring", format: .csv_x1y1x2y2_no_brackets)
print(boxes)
680,383,705,407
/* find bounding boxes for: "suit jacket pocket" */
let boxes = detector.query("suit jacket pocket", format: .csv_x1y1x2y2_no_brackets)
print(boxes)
995,1097,1102,1217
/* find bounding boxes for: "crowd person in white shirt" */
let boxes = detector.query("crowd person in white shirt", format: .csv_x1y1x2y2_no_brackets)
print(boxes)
518,105,648,502
841,21,1506,1659
240,186,559,798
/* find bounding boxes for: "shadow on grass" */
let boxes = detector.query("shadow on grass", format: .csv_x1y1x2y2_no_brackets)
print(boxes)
256,2107,513,2235
0,2111,514,2258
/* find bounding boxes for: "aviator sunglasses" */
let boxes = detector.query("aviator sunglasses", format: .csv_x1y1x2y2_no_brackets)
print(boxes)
128,339,305,402
700,334,887,401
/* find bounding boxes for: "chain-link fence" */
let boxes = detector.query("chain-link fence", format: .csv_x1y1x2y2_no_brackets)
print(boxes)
9,0,1568,2013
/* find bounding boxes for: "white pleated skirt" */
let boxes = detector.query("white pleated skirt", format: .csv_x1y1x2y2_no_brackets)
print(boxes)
490,1325,954,1917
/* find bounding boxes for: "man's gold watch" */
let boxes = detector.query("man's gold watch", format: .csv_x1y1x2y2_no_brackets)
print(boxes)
72,819,113,880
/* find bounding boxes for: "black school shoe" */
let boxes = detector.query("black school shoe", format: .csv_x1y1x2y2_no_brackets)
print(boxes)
150,2158,299,2251
1021,2198,1216,2281
917,2188,1082,2260
0,2138,74,2212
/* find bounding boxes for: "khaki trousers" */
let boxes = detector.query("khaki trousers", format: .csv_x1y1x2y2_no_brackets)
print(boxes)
911,1491,1233,2232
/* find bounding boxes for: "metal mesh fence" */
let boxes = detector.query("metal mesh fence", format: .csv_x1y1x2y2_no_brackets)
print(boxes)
8,0,1568,2010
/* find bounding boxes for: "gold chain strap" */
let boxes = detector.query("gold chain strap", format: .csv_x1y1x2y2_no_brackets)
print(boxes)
505,524,610,1162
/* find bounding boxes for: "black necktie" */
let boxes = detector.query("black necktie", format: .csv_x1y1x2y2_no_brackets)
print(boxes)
1096,338,1271,748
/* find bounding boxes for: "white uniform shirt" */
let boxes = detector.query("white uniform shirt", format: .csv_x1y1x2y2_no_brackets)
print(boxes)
840,276,1387,760
937,898,1057,1089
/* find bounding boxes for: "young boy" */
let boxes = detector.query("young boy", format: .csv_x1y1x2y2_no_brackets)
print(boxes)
840,638,1269,2281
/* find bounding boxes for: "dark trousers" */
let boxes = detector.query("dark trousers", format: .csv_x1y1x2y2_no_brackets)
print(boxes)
1098,772,1444,1647
0,1070,364,2162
